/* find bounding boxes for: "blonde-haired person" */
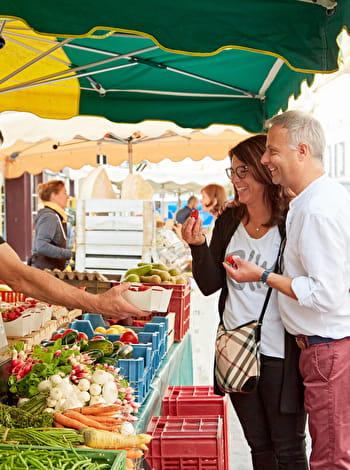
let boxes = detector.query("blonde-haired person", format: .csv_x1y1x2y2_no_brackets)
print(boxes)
29,180,73,270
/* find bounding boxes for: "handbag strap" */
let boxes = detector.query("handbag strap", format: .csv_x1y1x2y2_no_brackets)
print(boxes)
256,234,286,341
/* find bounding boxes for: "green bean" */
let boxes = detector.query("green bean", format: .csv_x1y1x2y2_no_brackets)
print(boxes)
0,446,115,469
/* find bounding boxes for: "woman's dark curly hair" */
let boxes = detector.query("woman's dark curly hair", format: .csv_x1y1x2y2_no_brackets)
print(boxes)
229,134,291,227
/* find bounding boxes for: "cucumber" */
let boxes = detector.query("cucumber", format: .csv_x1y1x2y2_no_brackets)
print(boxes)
117,344,134,359
62,331,79,345
99,356,117,366
86,339,114,356
85,349,105,363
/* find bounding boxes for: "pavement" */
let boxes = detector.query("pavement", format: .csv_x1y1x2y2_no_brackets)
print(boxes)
189,282,311,470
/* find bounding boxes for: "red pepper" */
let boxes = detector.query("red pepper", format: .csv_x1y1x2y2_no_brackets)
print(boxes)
91,335,106,340
190,209,199,219
120,330,139,344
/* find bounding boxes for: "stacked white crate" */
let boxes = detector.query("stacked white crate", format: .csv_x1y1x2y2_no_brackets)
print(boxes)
75,199,156,277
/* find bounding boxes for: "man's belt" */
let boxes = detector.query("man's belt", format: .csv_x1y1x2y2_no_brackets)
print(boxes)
295,335,338,350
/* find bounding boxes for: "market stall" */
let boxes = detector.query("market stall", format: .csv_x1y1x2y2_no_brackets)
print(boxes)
0,259,195,469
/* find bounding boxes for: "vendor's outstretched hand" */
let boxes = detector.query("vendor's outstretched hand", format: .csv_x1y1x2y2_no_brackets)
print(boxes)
95,283,148,319
181,217,206,246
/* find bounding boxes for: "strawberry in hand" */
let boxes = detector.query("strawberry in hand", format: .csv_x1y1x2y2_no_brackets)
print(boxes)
225,254,238,269
190,209,199,219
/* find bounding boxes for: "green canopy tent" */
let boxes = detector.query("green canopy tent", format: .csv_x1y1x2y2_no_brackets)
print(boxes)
0,21,313,133
0,0,349,72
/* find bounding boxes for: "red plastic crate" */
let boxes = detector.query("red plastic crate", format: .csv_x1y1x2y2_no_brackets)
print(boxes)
162,386,229,470
145,416,224,470
113,280,191,342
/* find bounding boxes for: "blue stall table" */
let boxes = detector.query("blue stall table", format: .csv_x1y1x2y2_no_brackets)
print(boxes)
135,332,193,433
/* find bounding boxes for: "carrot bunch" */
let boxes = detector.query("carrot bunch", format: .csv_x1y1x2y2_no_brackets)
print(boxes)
54,404,124,431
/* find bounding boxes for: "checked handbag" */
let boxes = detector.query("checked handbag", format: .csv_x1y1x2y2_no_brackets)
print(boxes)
215,320,261,394
215,236,284,393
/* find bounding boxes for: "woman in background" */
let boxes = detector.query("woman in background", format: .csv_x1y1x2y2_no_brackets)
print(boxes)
30,180,73,270
201,183,228,218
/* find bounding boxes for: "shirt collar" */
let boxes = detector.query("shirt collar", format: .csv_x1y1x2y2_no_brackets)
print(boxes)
290,174,327,208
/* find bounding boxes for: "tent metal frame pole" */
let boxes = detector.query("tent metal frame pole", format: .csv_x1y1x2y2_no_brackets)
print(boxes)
0,37,73,85
0,45,158,94
2,28,256,98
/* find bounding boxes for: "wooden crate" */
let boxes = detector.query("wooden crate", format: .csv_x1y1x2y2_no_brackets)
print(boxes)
75,199,157,276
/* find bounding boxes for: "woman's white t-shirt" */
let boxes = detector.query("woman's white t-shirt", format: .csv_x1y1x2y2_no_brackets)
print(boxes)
223,223,285,358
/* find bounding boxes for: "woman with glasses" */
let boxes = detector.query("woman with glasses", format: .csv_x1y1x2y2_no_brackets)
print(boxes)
181,134,308,470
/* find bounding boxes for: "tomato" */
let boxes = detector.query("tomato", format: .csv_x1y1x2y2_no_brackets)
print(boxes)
77,332,89,341
120,330,139,344
190,209,199,219
60,329,76,337
51,332,64,340
91,335,106,340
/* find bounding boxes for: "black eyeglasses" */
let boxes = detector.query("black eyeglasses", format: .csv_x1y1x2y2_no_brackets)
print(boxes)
225,165,249,179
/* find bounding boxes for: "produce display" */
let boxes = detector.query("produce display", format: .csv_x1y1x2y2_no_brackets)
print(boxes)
8,340,137,413
0,445,126,470
0,446,109,469
122,262,187,285
4,335,151,470
0,281,179,469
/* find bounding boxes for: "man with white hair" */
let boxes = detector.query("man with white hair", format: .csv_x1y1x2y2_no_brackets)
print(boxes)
223,110,350,469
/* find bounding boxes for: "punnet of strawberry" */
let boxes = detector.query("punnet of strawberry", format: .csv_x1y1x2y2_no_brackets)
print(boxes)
1,298,43,322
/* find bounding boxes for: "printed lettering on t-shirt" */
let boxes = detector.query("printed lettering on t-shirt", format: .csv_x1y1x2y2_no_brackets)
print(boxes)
227,249,274,292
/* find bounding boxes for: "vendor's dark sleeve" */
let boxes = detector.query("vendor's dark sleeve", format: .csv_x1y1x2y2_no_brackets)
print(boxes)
0,236,5,244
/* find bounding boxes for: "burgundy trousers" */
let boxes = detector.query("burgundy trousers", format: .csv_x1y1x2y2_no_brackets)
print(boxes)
299,336,350,469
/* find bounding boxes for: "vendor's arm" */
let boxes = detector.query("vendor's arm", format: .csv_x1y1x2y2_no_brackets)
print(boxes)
0,241,145,319
223,257,297,300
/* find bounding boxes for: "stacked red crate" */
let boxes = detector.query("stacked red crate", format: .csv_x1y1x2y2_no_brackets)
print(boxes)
146,415,225,470
161,385,229,469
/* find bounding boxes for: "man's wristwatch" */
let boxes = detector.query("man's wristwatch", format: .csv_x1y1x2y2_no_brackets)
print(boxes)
260,269,272,285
